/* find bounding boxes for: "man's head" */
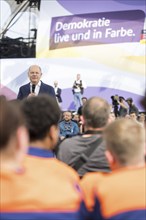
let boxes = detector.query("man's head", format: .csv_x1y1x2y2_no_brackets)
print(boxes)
129,111,137,120
82,97,110,129
63,111,72,122
108,112,116,123
21,94,61,148
28,65,42,85
119,96,125,102
54,80,58,87
103,119,145,169
76,74,81,80
126,97,133,105
82,97,87,105
0,96,28,158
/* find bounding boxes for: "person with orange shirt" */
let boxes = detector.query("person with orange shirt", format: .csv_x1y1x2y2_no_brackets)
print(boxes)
81,118,145,220
0,95,87,220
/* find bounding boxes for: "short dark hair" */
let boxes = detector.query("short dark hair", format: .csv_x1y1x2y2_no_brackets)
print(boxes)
82,97,110,128
126,97,133,103
0,96,25,149
21,94,61,141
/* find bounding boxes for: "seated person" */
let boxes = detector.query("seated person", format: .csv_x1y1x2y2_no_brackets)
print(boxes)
59,111,79,140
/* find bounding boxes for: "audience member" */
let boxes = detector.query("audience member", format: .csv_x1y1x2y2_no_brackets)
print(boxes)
72,74,86,112
21,94,61,158
54,80,62,107
81,119,145,220
108,111,116,123
17,65,55,100
77,97,88,116
0,96,86,220
138,113,146,127
118,96,128,117
72,113,80,124
140,91,146,159
140,91,146,113
57,97,111,178
59,111,79,140
129,111,138,121
77,97,88,133
126,97,139,116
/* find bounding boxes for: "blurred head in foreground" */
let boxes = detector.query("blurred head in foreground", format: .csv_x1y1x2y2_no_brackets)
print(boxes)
0,96,29,169
103,118,145,170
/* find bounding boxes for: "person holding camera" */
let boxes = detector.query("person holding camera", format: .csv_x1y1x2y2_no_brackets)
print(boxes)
118,96,128,117
111,95,128,117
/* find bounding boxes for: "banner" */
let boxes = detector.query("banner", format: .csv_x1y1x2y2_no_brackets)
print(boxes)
50,10,144,50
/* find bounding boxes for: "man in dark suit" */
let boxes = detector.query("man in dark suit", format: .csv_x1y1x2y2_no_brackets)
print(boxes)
17,65,55,100
54,80,62,106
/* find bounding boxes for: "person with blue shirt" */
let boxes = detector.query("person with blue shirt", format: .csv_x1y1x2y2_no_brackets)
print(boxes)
59,111,79,140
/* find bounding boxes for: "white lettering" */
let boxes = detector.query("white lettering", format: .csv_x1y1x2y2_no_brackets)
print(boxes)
105,27,134,38
55,18,111,31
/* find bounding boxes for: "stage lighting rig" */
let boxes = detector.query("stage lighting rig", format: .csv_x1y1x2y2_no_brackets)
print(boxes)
14,0,40,9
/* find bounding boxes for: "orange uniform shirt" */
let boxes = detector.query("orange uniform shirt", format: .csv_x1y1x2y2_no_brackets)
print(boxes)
81,166,146,220
0,156,87,220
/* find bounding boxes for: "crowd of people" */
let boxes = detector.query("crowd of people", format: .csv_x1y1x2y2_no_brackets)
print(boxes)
1,64,146,220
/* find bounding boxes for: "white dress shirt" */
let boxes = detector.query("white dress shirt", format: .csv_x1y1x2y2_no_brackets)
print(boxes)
30,81,41,95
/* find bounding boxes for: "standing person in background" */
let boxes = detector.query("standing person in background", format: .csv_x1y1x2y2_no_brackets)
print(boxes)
54,80,62,107
72,74,86,112
17,65,55,100
118,96,128,117
81,119,145,220
126,97,139,116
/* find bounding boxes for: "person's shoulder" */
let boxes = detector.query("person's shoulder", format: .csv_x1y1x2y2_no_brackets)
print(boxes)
59,134,80,147
19,83,30,89
71,120,79,126
81,172,104,184
59,120,65,125
26,156,79,180
41,81,53,89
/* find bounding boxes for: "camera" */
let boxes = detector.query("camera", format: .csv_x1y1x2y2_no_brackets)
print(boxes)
111,95,125,105
111,95,119,106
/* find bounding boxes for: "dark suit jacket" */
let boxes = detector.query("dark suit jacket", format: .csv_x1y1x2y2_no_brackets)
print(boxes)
55,88,62,103
17,81,55,100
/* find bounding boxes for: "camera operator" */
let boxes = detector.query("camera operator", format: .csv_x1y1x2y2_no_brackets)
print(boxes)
117,96,128,117
111,95,129,117
111,95,119,117
126,97,139,116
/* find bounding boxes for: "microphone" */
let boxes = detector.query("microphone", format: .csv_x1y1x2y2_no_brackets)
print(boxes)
32,84,36,93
